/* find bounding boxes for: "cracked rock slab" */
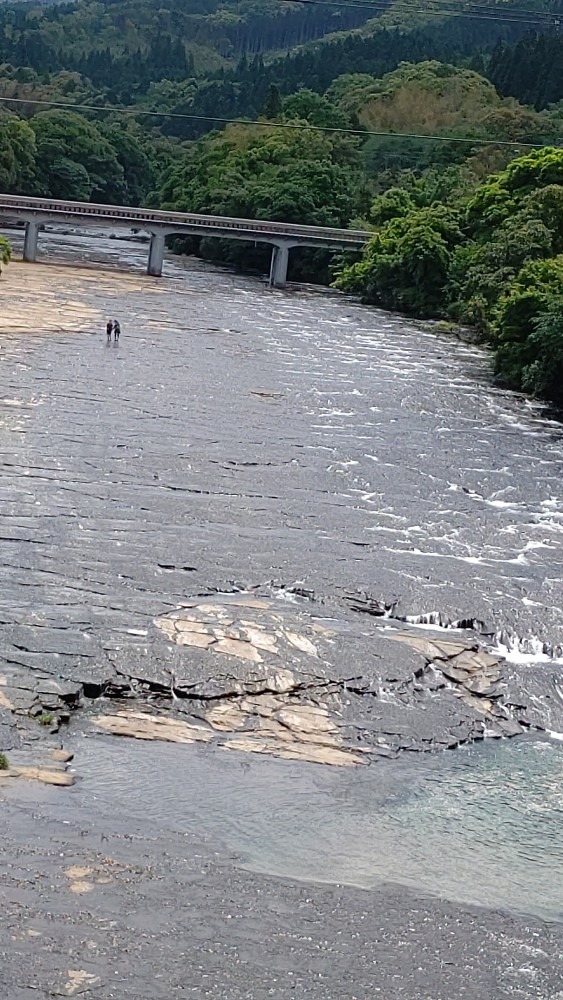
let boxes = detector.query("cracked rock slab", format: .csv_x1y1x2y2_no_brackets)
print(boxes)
153,595,324,668
3,584,562,766
95,712,214,745
0,744,75,785
93,682,367,766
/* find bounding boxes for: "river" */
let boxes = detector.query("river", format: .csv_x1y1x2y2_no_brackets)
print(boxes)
1,228,563,998
1,227,562,645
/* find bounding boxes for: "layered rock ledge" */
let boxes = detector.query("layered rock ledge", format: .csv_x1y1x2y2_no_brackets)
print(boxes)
2,588,562,772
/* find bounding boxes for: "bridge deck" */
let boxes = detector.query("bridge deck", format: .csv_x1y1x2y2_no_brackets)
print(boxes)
0,194,371,246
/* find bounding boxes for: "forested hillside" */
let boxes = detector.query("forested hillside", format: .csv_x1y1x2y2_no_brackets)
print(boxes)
489,32,563,109
0,0,382,92
0,0,560,110
1,0,563,402
136,12,561,139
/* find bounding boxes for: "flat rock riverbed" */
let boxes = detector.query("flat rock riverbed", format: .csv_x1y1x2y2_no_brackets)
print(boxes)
1,230,563,998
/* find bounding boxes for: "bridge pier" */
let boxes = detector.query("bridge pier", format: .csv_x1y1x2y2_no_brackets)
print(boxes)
269,242,293,288
23,220,39,263
147,231,165,277
0,195,371,278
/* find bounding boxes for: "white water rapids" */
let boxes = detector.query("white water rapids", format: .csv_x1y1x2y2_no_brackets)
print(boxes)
1,226,563,922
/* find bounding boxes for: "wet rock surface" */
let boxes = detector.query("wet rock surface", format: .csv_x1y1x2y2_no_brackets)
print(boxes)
3,585,563,765
0,252,561,762
0,239,563,996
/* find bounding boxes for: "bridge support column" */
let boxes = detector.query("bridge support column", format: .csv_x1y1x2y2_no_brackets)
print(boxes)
23,220,39,263
147,231,165,277
269,242,292,288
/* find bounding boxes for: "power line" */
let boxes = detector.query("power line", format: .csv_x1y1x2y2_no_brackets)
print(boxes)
0,94,558,149
397,0,559,16
277,0,561,25
280,0,561,20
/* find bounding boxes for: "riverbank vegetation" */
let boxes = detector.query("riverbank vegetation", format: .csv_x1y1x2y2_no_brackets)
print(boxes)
158,95,368,279
0,0,563,401
0,108,159,203
0,234,10,273
335,147,563,403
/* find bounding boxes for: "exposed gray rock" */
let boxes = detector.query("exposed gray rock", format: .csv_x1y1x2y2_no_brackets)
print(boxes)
2,588,562,765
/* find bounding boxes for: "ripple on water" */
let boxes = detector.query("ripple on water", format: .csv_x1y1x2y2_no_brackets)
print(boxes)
71,734,563,922
1,230,563,924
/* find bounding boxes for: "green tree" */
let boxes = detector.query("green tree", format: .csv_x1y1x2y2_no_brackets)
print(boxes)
450,216,554,320
0,235,11,274
0,115,36,192
97,123,154,205
493,257,563,389
335,206,461,316
283,89,352,130
30,110,125,202
522,300,563,402
368,187,416,226
466,148,563,236
262,84,283,120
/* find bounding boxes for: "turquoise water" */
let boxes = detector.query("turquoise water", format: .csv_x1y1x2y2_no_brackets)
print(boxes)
71,733,563,921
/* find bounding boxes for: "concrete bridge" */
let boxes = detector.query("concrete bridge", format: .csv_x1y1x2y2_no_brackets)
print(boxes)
0,194,371,287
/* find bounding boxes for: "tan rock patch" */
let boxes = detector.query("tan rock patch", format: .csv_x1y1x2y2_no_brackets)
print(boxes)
65,969,100,995
214,637,263,662
95,712,214,744
0,688,13,710
69,881,94,894
390,630,503,716
94,688,365,767
65,866,93,880
6,765,74,786
153,596,331,666
176,631,216,649
205,702,247,732
51,749,74,763
65,865,95,895
285,631,318,657
222,736,362,766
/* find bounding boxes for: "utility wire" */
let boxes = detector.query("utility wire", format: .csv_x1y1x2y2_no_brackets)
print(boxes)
394,0,559,16
277,0,561,25
0,94,559,148
279,0,561,20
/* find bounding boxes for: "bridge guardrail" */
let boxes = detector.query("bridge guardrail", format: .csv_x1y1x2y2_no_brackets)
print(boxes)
0,194,371,245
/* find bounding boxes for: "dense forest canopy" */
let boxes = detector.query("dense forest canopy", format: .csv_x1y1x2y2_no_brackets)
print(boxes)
1,0,563,402
0,0,384,85
489,32,563,110
335,147,563,403
0,106,158,202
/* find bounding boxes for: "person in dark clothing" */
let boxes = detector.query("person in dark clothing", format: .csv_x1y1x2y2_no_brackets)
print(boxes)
113,320,121,343
106,320,113,342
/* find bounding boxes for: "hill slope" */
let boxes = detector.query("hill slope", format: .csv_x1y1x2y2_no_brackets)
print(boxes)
0,0,562,111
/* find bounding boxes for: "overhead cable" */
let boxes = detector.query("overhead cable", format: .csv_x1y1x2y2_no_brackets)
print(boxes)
0,94,559,148
277,0,562,26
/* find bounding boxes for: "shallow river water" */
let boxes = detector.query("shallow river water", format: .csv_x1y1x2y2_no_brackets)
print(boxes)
1,228,562,641
65,732,563,922
2,228,563,924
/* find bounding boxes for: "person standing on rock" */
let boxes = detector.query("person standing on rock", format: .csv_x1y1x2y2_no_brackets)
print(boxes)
113,319,121,343
106,320,113,342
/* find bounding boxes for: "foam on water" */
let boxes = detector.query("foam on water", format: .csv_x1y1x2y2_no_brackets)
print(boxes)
389,612,563,664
